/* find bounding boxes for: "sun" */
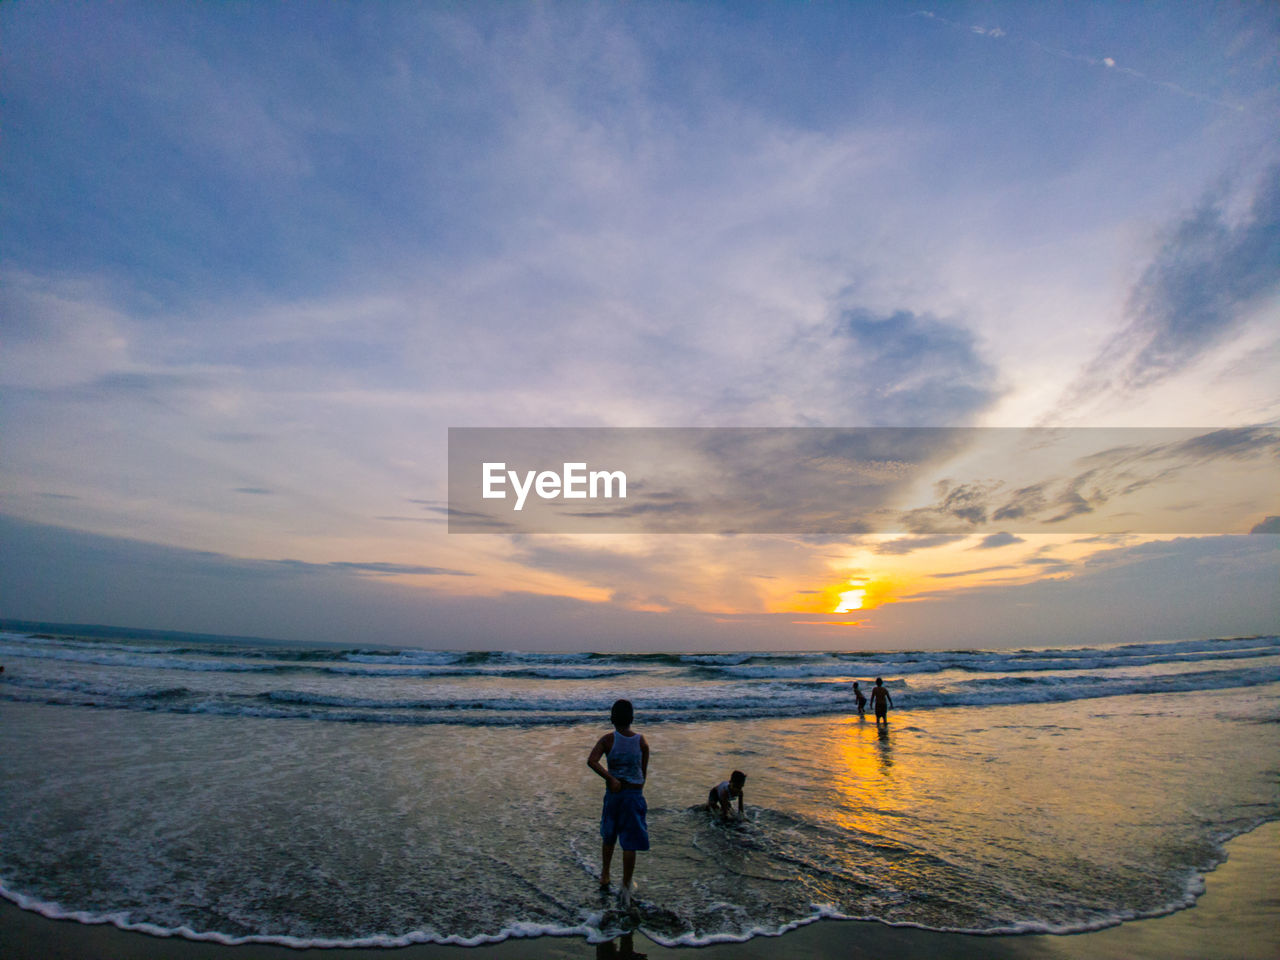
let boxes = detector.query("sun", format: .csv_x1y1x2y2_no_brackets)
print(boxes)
835,579,867,613
787,573,897,617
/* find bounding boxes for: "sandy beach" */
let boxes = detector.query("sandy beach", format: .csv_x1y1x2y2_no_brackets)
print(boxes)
4,819,1275,960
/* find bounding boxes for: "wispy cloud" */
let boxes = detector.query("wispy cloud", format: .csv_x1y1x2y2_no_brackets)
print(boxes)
973,532,1025,550
1050,167,1280,415
872,534,964,555
898,427,1280,534
932,564,1016,579
914,9,1245,112
827,309,1001,426
322,561,472,577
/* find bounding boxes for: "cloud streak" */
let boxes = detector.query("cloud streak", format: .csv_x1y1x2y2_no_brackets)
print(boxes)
1052,166,1280,414
914,10,1246,112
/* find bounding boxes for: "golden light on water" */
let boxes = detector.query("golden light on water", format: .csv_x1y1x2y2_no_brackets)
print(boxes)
823,720,914,847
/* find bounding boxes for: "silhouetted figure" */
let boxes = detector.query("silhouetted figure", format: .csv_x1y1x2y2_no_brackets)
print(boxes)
853,681,867,718
588,699,649,905
705,770,746,821
870,676,893,725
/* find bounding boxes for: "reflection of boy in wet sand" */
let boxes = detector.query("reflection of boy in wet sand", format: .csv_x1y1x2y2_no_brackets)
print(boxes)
596,931,647,960
870,677,893,725
588,699,649,902
705,770,746,821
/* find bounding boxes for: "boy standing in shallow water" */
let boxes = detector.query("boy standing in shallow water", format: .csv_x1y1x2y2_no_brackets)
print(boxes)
870,676,893,725
588,699,649,902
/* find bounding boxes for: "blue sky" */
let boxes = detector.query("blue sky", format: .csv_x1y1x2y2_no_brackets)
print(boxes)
2,2,1277,649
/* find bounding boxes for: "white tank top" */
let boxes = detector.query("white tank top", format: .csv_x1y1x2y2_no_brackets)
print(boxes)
607,731,644,786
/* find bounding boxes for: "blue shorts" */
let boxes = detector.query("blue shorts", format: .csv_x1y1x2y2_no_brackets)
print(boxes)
600,789,649,851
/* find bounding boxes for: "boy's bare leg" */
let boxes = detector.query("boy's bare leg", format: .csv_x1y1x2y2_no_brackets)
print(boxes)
601,841,615,886
621,849,636,889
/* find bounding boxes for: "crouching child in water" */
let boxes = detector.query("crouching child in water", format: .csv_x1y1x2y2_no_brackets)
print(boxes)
588,699,650,903
705,770,746,821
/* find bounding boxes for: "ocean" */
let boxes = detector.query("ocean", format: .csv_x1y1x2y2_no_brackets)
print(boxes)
1,629,1278,948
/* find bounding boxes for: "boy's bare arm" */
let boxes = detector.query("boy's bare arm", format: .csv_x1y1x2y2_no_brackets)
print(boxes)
588,734,620,790
640,735,650,781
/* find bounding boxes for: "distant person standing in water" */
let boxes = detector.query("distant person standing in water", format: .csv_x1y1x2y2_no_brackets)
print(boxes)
870,677,893,725
588,699,649,904
853,681,867,718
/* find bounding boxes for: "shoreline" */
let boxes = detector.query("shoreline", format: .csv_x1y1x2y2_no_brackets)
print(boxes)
3,820,1276,960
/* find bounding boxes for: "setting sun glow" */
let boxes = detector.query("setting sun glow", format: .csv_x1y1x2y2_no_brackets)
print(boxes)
836,580,867,613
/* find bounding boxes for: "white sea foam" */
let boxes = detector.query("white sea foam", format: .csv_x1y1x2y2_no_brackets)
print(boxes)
0,880,602,948
0,829,1251,950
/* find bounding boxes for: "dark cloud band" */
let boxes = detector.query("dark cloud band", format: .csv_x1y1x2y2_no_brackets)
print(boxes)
448,426,1279,535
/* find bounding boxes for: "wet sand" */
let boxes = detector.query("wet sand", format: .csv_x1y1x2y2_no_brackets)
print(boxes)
3,820,1276,960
